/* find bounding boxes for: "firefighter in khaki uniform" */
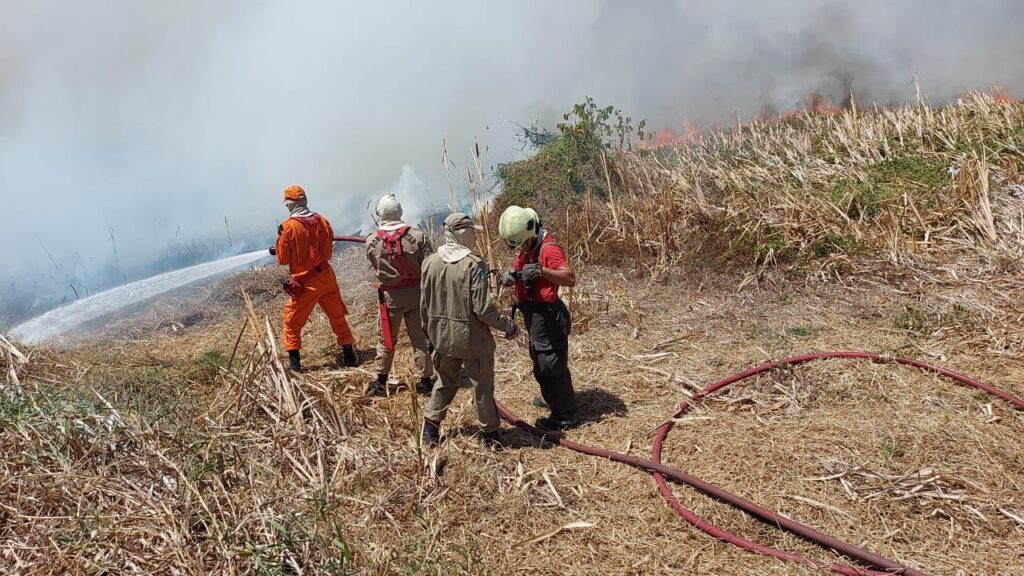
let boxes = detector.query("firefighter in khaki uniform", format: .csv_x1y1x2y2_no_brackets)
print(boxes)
420,213,519,448
499,206,579,430
271,185,359,372
365,193,434,397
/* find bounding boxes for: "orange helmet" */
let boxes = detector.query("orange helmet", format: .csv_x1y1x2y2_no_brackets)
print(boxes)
283,185,307,202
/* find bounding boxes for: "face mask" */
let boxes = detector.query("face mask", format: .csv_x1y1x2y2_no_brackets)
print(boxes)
455,228,477,251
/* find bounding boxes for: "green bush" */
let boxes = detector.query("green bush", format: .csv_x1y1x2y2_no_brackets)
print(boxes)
496,97,648,211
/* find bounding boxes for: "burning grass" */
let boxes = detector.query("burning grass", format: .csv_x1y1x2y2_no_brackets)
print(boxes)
502,91,1024,285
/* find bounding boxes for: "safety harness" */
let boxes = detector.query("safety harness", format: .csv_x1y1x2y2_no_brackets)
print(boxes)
375,225,421,351
519,234,556,303
375,225,421,289
510,234,560,327
282,214,330,297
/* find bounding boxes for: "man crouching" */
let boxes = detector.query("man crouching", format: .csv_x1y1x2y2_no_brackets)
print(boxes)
420,213,519,448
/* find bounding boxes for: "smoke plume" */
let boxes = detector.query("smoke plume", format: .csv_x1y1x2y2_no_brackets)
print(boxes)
1,0,1022,325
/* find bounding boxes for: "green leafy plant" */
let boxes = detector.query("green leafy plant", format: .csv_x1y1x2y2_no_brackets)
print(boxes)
497,97,649,212
879,441,905,462
556,96,647,159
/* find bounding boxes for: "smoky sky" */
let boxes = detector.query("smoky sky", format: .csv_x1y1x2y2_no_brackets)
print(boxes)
1,0,1022,282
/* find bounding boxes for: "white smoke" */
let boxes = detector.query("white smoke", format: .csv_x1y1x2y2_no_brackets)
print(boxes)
378,165,435,229
1,0,1023,324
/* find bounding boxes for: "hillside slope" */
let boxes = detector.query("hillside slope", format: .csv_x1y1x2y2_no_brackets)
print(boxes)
497,92,1024,282
4,95,1024,575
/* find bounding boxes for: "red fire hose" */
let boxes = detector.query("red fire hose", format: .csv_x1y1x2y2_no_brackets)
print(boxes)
495,351,1024,576
333,235,368,243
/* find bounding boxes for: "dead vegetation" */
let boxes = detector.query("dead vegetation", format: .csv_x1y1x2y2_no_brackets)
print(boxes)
533,91,1024,287
4,241,1024,575
4,94,1024,575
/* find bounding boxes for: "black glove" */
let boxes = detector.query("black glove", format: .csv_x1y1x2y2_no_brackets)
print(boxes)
277,224,283,236
268,247,276,255
503,321,519,340
521,263,542,282
501,269,518,287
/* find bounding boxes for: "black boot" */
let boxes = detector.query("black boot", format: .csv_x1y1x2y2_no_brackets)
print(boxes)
340,345,359,367
369,373,388,397
421,419,441,446
287,350,302,372
416,377,435,396
535,414,577,432
480,430,503,449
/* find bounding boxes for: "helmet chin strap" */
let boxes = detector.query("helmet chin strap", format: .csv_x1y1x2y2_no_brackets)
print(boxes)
531,229,547,249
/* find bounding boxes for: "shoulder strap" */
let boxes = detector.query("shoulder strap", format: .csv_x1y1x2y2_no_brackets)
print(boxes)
292,213,327,265
528,235,557,264
376,225,419,281
537,240,556,261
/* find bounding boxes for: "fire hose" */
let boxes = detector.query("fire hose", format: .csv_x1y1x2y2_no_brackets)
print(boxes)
495,351,1024,576
268,235,367,256
332,235,369,244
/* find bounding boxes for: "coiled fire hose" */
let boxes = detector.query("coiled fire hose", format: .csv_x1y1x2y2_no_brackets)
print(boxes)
495,351,1024,576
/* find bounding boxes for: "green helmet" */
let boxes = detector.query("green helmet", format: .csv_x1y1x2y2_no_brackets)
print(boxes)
498,205,541,250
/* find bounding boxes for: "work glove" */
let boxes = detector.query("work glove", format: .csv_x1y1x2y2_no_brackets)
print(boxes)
268,247,277,255
501,269,518,287
521,263,542,282
503,322,519,340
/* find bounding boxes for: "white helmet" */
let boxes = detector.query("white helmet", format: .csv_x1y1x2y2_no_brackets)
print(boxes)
498,205,541,250
376,193,402,221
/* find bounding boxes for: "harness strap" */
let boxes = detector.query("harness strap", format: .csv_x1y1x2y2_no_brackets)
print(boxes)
376,225,420,281
377,277,421,291
291,213,328,265
290,263,327,287
524,237,556,302
280,214,332,298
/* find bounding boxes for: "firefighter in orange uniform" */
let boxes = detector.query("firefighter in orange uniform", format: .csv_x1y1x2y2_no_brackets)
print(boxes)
270,185,359,372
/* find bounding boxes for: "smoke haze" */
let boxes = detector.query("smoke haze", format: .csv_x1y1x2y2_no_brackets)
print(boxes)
2,0,1022,323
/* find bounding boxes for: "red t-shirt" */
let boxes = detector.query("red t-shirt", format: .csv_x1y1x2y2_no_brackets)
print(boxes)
514,235,569,304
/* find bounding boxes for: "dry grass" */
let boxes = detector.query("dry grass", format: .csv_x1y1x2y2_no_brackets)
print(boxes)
545,91,1024,286
662,359,1024,574
4,243,1024,575
4,96,1024,575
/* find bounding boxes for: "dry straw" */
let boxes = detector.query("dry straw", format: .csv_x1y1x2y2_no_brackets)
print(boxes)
4,95,1024,575
551,91,1024,285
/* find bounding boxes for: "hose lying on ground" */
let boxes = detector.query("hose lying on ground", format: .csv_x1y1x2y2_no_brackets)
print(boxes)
495,351,1024,576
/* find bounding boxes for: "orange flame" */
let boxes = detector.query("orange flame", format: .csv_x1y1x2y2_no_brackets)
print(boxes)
641,85,1018,151
638,121,703,150
776,93,844,122
642,92,848,149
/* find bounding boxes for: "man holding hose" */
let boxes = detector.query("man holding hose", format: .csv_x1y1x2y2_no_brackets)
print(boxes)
270,185,359,372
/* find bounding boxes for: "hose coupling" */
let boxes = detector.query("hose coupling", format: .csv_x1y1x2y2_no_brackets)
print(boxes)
874,352,895,364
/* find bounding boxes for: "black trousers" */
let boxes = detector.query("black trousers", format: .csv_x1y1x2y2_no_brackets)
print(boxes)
530,345,577,418
522,299,577,419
